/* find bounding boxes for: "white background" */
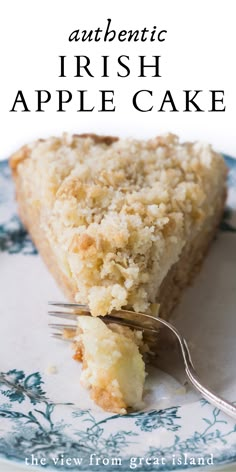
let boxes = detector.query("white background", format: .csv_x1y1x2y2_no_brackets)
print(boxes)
0,0,235,161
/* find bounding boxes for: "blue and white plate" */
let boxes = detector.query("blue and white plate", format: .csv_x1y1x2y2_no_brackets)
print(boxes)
0,157,236,471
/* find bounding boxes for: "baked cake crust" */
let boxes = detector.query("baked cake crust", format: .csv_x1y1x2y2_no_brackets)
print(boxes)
10,133,227,318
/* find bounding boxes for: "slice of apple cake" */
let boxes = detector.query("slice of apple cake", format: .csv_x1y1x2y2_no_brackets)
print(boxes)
10,132,227,412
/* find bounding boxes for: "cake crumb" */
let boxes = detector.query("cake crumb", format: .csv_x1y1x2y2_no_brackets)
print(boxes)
45,365,58,375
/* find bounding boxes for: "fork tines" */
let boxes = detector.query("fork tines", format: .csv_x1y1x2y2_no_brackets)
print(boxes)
49,301,90,310
48,301,160,340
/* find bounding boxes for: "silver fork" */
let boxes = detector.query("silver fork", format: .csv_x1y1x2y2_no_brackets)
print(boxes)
49,301,236,420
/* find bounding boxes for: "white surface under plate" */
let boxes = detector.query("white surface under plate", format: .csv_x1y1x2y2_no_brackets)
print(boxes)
0,156,236,471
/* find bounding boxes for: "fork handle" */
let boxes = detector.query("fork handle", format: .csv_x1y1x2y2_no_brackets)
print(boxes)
181,338,236,420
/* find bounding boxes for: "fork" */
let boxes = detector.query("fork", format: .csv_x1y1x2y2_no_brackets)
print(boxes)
49,301,236,420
